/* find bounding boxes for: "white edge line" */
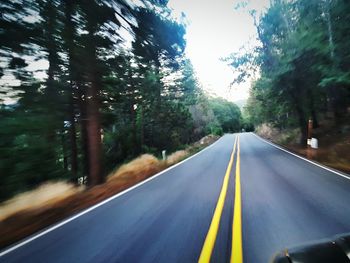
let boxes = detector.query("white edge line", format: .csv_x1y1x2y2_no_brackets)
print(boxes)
251,132,350,180
0,136,224,257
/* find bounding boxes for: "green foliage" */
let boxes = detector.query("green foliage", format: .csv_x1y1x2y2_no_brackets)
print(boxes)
241,118,255,132
0,86,69,200
210,126,224,136
0,0,244,200
209,97,242,133
228,0,350,143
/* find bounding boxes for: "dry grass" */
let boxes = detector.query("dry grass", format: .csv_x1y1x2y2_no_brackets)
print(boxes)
256,122,350,174
289,138,350,174
108,154,164,181
0,135,219,249
256,123,279,140
166,150,189,165
0,182,82,221
0,154,164,249
256,123,300,144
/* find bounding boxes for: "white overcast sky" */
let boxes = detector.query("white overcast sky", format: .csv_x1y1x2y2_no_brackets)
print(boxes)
168,0,270,103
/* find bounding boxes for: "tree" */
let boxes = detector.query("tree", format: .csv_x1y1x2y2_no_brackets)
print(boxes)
0,0,228,201
227,0,350,144
209,98,242,133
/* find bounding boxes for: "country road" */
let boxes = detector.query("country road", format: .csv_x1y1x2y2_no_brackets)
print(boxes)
1,133,350,263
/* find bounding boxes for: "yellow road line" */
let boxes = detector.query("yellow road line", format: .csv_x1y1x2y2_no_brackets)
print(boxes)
198,136,238,263
231,136,243,263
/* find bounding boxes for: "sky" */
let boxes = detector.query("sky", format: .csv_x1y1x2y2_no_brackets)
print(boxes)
167,0,270,103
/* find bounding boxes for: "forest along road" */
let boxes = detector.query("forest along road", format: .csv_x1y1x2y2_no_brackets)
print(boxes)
2,133,350,263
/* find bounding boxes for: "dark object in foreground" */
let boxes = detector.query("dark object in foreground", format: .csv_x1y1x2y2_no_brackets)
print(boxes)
272,233,350,263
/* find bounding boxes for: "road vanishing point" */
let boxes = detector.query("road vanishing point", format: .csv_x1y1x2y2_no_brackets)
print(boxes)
2,133,350,263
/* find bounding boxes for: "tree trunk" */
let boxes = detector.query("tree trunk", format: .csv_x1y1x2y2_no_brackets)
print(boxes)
311,109,319,129
79,92,90,178
324,0,344,119
83,15,104,185
308,89,319,128
140,104,144,152
325,0,335,60
68,95,78,178
128,67,137,155
296,105,308,145
288,85,307,145
63,0,79,179
61,131,68,171
44,1,59,163
86,77,103,185
130,103,137,155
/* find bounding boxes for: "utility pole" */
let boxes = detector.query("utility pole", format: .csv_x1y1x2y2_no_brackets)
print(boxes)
307,119,313,146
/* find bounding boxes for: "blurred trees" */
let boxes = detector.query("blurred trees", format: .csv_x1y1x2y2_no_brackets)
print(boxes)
228,0,350,143
0,0,241,200
209,97,242,135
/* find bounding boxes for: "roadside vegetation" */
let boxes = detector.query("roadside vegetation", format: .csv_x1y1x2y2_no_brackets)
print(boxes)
227,0,350,144
0,0,243,248
227,0,350,172
0,134,218,249
0,0,242,203
256,120,350,174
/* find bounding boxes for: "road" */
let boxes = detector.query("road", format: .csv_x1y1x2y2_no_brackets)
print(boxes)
1,133,350,263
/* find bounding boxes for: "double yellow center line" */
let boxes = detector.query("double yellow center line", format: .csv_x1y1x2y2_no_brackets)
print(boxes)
231,136,243,263
198,135,243,263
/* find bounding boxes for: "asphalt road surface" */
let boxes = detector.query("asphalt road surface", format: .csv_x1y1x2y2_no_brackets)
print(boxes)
1,133,350,263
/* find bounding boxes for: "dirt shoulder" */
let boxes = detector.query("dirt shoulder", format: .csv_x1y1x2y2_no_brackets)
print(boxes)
0,135,219,250
256,123,350,174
